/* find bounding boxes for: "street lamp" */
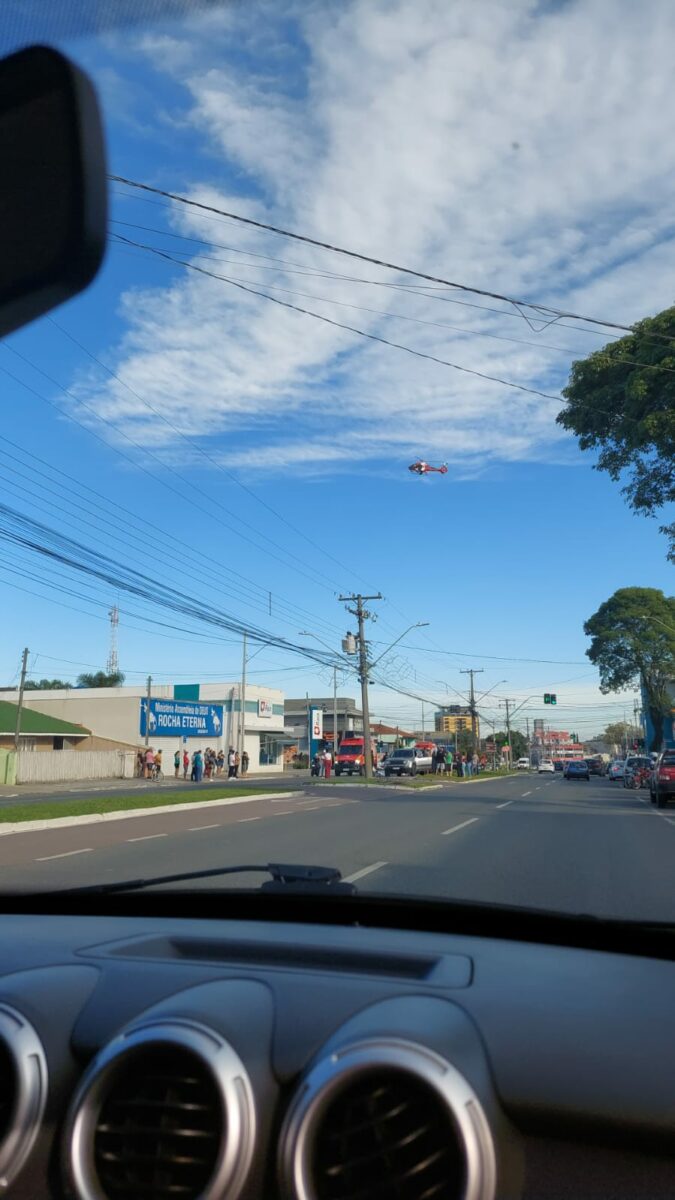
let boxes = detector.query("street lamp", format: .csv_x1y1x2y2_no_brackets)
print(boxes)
369,622,429,671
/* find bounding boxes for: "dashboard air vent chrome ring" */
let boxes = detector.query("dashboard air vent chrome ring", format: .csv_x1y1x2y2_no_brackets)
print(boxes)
0,1003,48,1191
279,1037,496,1200
64,1018,255,1200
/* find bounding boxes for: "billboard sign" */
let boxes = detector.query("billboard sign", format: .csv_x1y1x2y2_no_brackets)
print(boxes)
258,698,273,717
140,698,223,739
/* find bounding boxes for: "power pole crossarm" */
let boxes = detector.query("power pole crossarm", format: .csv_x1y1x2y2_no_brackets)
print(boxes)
338,593,382,779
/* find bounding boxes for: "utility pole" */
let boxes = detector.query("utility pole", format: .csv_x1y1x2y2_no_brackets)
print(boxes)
333,666,338,759
460,668,484,751
240,633,247,762
421,702,425,740
500,699,514,766
338,593,382,779
526,716,530,764
144,675,152,747
13,647,29,753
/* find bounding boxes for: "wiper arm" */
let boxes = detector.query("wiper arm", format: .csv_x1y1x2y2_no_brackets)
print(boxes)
61,862,356,896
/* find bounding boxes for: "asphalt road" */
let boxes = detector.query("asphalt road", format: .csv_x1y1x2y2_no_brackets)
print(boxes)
2,772,673,921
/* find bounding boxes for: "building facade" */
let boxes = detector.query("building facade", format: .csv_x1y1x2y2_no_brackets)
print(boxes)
434,706,479,740
284,697,363,754
18,681,286,772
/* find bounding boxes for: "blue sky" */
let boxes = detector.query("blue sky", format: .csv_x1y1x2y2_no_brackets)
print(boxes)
0,0,673,740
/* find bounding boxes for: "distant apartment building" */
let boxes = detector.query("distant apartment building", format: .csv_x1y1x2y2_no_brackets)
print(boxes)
434,705,479,740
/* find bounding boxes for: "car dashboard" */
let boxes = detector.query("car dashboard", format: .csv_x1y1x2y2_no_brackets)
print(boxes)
1,903,675,1200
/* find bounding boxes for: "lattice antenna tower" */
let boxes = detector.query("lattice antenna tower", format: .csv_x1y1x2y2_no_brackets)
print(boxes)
106,604,119,675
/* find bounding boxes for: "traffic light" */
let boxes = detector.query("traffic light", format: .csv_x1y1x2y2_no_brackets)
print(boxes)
544,693,557,705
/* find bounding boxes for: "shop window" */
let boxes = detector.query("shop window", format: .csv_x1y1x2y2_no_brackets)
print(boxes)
259,734,280,766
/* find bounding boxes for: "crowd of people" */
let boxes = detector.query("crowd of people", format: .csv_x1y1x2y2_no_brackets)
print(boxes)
311,747,333,778
137,745,250,781
430,747,487,776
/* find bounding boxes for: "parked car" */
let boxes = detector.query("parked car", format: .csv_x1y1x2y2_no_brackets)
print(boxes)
516,757,530,770
650,749,675,808
565,759,590,781
538,760,555,774
384,748,433,777
623,755,652,789
607,759,625,781
554,759,564,771
585,756,605,775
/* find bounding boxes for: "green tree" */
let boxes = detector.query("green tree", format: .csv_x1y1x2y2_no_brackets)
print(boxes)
76,670,125,688
584,588,675,751
557,306,675,561
600,721,634,750
24,678,70,690
488,729,527,760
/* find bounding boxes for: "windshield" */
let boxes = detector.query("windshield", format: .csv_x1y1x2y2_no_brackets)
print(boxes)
0,0,674,922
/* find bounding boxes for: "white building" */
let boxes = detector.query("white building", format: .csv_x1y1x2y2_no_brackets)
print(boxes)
22,681,285,773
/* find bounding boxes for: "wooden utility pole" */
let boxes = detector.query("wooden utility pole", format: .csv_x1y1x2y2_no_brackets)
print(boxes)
338,593,382,779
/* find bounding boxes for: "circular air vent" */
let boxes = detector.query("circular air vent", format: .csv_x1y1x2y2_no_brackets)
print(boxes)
0,1003,48,1189
65,1019,255,1200
279,1038,496,1200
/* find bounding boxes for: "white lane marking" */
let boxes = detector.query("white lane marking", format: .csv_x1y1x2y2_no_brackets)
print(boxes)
441,817,479,836
238,816,261,822
273,810,294,816
344,861,388,883
304,805,321,810
522,791,532,797
36,847,93,861
188,824,220,831
127,833,167,842
497,800,513,809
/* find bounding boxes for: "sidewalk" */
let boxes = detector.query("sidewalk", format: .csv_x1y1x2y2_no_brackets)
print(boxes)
0,770,298,799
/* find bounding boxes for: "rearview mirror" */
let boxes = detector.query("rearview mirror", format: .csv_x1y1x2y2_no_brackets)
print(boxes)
0,44,106,338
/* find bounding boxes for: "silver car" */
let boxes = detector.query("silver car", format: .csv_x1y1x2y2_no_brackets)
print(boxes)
384,748,433,777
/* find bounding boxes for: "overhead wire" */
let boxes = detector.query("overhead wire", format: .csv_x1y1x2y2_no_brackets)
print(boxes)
108,175,645,338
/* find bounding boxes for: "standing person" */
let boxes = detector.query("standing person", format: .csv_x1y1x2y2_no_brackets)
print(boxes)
241,749,249,776
183,749,190,780
155,748,163,779
136,750,144,778
227,747,236,778
193,748,203,783
217,749,225,775
445,747,453,776
323,746,332,779
144,746,155,779
204,749,212,780
472,752,479,776
435,746,444,775
234,750,240,778
174,748,181,779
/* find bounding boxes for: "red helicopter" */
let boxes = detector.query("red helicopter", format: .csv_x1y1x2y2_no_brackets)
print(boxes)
408,459,448,476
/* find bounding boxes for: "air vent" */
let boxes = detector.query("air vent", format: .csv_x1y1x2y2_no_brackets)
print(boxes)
279,1038,496,1200
65,1020,255,1200
0,1003,48,1189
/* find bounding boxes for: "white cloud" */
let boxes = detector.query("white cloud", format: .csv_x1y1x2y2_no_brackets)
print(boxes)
79,0,675,476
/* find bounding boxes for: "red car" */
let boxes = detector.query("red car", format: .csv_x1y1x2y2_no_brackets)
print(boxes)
650,750,675,808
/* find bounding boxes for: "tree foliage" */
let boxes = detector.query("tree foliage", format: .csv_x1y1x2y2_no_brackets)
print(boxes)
487,729,527,759
601,721,634,747
557,306,675,561
584,588,675,750
24,678,70,690
76,670,125,688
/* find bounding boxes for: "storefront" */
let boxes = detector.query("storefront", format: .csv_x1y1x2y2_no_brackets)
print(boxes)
21,681,286,773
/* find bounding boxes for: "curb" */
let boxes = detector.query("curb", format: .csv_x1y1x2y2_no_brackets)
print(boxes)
0,791,301,837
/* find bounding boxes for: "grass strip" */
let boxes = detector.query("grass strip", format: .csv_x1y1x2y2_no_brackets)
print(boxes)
0,787,293,824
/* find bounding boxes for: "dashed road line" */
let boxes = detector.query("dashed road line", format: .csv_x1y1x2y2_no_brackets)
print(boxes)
127,833,168,842
188,823,221,831
238,816,261,822
36,847,93,861
273,810,294,816
344,861,388,883
497,800,513,809
441,817,479,836
522,791,532,797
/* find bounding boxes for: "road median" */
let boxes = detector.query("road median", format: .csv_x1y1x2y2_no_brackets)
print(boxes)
0,788,298,836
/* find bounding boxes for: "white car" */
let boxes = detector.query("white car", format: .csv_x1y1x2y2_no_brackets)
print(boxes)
538,760,555,773
516,757,531,770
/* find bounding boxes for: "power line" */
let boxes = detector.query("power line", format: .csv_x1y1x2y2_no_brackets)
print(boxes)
108,175,640,337
47,315,379,591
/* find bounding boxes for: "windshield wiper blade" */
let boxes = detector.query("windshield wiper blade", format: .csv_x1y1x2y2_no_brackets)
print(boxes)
61,862,356,896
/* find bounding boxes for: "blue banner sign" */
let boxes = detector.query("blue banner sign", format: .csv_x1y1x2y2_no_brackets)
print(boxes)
140,698,224,739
